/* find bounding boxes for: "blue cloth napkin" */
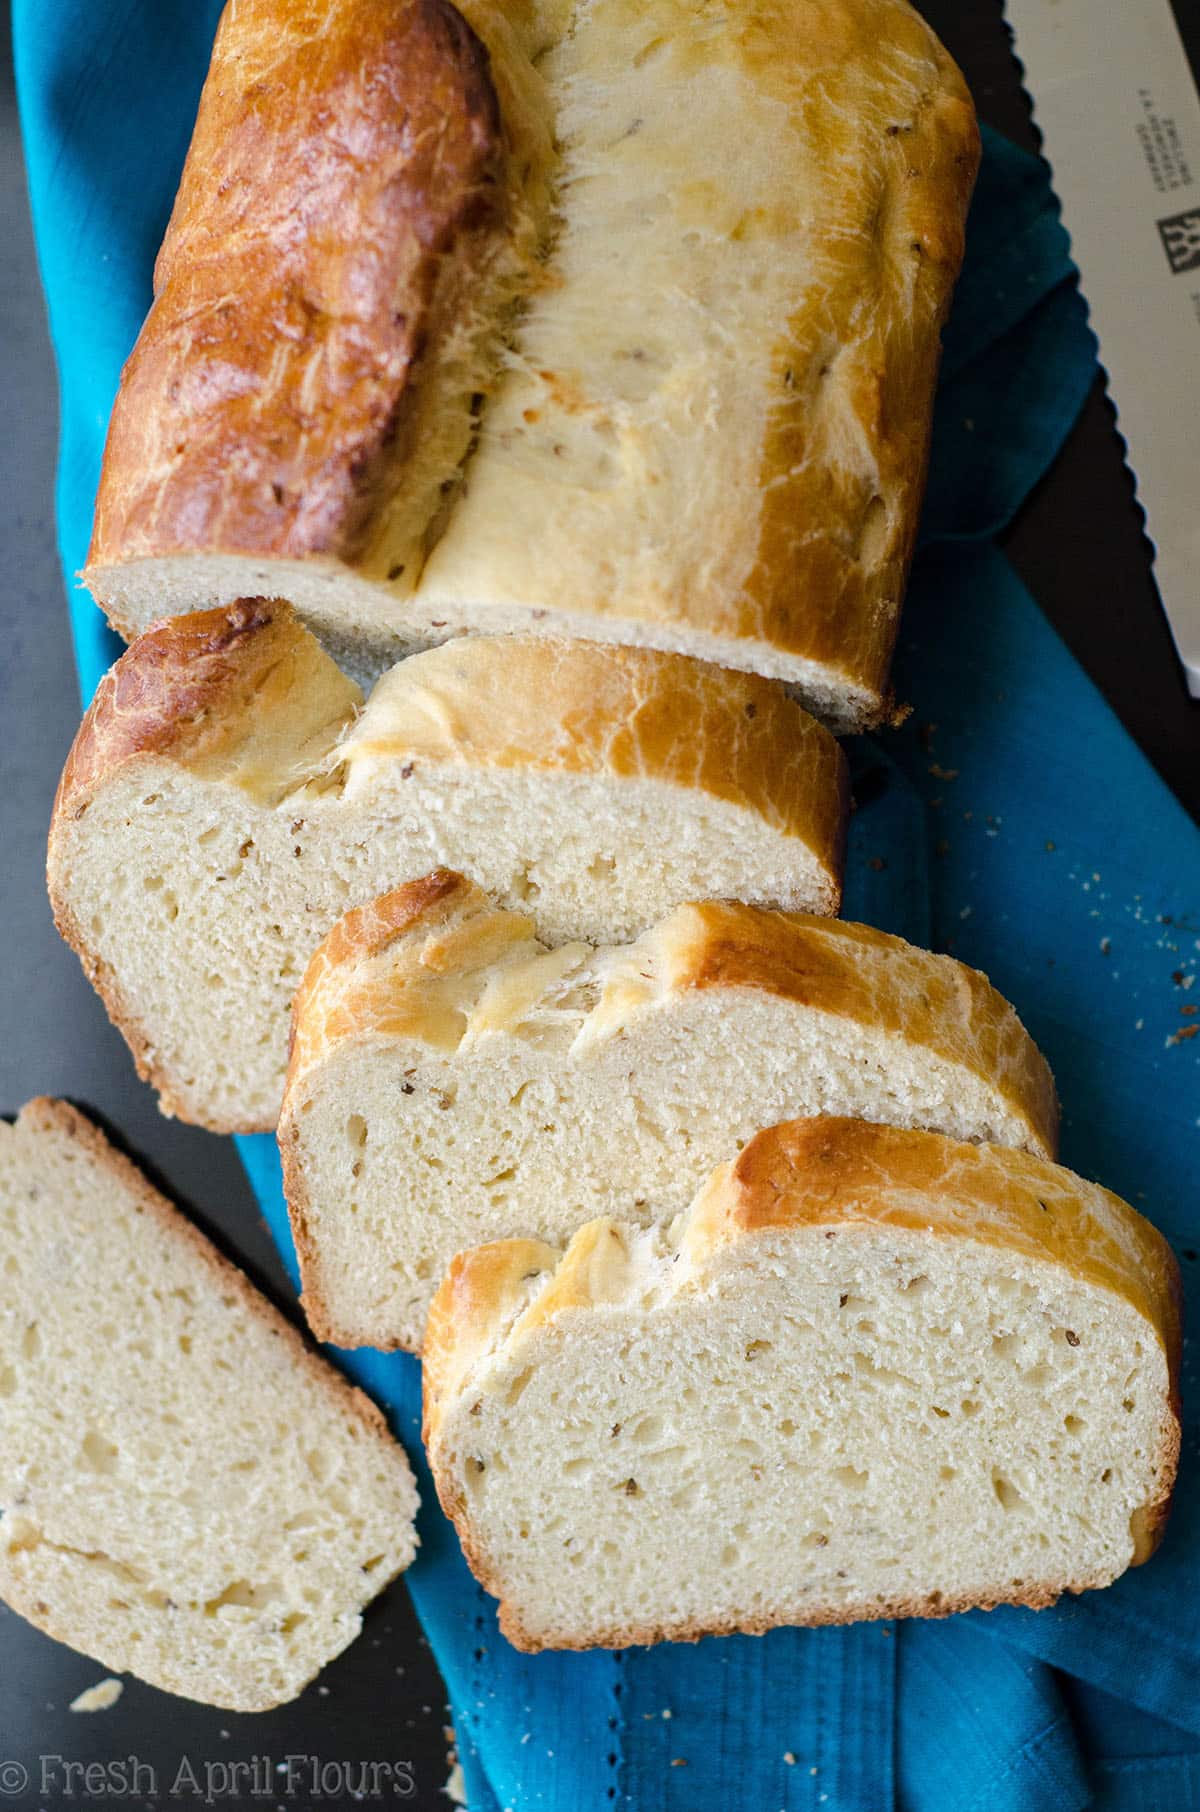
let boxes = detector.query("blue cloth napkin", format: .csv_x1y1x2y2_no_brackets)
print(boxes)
14,4,1200,1805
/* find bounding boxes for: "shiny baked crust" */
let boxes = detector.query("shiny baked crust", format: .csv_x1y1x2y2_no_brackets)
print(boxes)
282,877,1056,1347
88,0,507,579
84,0,979,727
424,1118,1182,1648
52,600,363,817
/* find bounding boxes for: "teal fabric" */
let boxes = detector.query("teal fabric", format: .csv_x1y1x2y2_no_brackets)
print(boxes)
14,3,1200,1804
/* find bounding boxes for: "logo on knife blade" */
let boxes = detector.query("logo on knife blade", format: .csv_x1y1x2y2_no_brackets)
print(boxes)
1157,206,1200,274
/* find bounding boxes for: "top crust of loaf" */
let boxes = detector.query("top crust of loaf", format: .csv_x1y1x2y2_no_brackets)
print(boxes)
424,1117,1183,1575
285,879,1058,1160
83,0,978,724
47,605,847,1130
86,0,505,597
418,0,980,713
698,1122,1182,1379
283,869,507,1073
51,600,362,823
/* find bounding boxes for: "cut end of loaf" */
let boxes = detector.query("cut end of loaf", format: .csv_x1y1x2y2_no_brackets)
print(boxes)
84,550,892,734
425,1125,1180,1652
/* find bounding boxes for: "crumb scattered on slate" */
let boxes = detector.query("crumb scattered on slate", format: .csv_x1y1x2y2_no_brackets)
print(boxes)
69,1678,122,1713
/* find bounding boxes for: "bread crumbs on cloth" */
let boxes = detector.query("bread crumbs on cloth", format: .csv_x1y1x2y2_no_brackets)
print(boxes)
69,1678,123,1713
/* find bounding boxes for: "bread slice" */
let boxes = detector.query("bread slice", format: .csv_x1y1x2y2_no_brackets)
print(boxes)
424,1117,1181,1652
47,602,846,1133
83,0,978,731
281,874,1058,1352
0,1099,418,1709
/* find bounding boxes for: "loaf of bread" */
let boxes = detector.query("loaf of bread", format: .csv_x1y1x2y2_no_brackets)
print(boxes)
83,0,978,729
47,602,846,1132
424,1116,1180,1651
0,1099,418,1709
280,872,1058,1351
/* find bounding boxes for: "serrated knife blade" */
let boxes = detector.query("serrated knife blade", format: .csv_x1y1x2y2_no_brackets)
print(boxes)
1005,0,1200,694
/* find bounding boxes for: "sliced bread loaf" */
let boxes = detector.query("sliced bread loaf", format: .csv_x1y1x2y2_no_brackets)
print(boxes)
424,1117,1181,1651
47,603,846,1132
0,1099,418,1709
83,0,978,732
280,872,1057,1352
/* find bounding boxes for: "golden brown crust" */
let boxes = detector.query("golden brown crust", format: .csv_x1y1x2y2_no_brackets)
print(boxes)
698,1119,1181,1364
735,21,979,706
286,887,1056,1344
51,609,846,870
295,869,476,987
50,600,359,826
425,1119,1182,1645
54,599,271,819
86,0,505,605
284,868,530,1075
288,870,460,1062
282,884,1056,1180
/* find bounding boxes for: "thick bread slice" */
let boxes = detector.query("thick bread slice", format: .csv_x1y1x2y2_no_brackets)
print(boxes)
0,1100,418,1709
47,602,846,1133
84,0,978,731
281,873,1058,1352
424,1117,1181,1652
